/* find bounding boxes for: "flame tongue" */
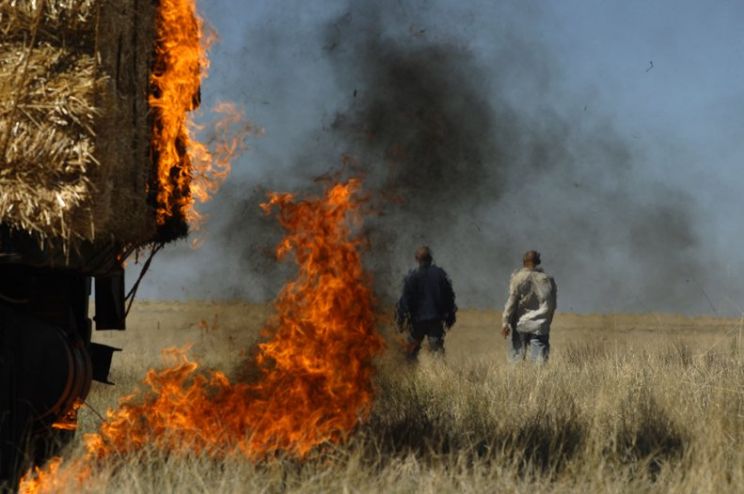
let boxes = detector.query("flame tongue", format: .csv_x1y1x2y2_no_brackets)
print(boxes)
151,0,240,232
249,178,383,455
20,179,384,492
150,0,205,228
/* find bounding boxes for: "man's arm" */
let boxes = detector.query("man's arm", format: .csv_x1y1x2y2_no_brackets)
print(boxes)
547,277,557,324
502,276,518,338
441,270,457,329
395,273,414,331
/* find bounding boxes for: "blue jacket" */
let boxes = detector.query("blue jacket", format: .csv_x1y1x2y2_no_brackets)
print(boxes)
396,264,456,326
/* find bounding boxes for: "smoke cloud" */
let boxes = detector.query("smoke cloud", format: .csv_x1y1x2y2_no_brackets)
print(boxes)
164,0,724,314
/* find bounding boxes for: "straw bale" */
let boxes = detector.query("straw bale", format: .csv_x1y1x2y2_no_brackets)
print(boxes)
0,0,159,257
0,0,98,43
91,0,159,246
0,43,103,242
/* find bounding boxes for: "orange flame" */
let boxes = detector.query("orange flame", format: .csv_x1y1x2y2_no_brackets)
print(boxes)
248,178,384,455
51,400,83,431
150,0,248,229
150,0,205,226
187,101,249,227
20,179,384,492
19,459,63,494
18,458,91,494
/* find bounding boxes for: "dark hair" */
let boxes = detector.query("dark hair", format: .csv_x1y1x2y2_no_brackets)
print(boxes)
523,250,541,266
415,245,433,265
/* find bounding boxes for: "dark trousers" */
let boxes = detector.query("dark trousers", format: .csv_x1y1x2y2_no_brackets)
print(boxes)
407,319,445,359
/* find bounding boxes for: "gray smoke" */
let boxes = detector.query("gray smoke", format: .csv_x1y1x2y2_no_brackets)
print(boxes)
206,0,719,314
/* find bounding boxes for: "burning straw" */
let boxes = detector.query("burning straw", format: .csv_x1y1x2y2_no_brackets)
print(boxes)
20,179,385,493
0,0,146,247
0,0,232,249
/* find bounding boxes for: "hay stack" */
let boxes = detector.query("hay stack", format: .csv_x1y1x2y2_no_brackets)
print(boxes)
0,0,158,254
0,1,97,40
0,43,102,241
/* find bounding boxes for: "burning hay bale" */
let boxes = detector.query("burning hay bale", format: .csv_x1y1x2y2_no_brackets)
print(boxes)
0,0,196,255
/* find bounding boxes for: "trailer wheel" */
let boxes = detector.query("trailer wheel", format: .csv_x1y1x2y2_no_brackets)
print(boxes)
0,304,92,487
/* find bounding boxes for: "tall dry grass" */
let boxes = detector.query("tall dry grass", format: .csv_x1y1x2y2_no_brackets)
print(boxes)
7,304,743,493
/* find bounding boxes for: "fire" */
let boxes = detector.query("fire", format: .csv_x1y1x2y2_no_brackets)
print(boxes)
20,179,384,492
19,459,91,494
151,0,242,229
187,101,247,226
18,459,63,494
51,400,83,431
249,178,384,454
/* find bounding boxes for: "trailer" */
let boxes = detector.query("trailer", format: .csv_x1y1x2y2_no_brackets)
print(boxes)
0,0,201,485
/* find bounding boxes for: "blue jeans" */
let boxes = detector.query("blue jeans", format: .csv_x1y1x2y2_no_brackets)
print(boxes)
508,330,549,363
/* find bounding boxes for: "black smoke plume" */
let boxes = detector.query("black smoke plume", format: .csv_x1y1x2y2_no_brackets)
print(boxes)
214,0,715,313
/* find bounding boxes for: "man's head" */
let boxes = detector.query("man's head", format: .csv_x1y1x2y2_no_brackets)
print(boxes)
415,246,433,266
522,250,541,269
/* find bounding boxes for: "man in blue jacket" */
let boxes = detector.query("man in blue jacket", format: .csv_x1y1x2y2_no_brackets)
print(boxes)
396,246,457,359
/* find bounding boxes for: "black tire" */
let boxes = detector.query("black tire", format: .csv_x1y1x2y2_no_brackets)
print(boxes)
0,304,91,489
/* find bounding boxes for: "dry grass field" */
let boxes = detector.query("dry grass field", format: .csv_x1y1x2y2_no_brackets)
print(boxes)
26,303,744,493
